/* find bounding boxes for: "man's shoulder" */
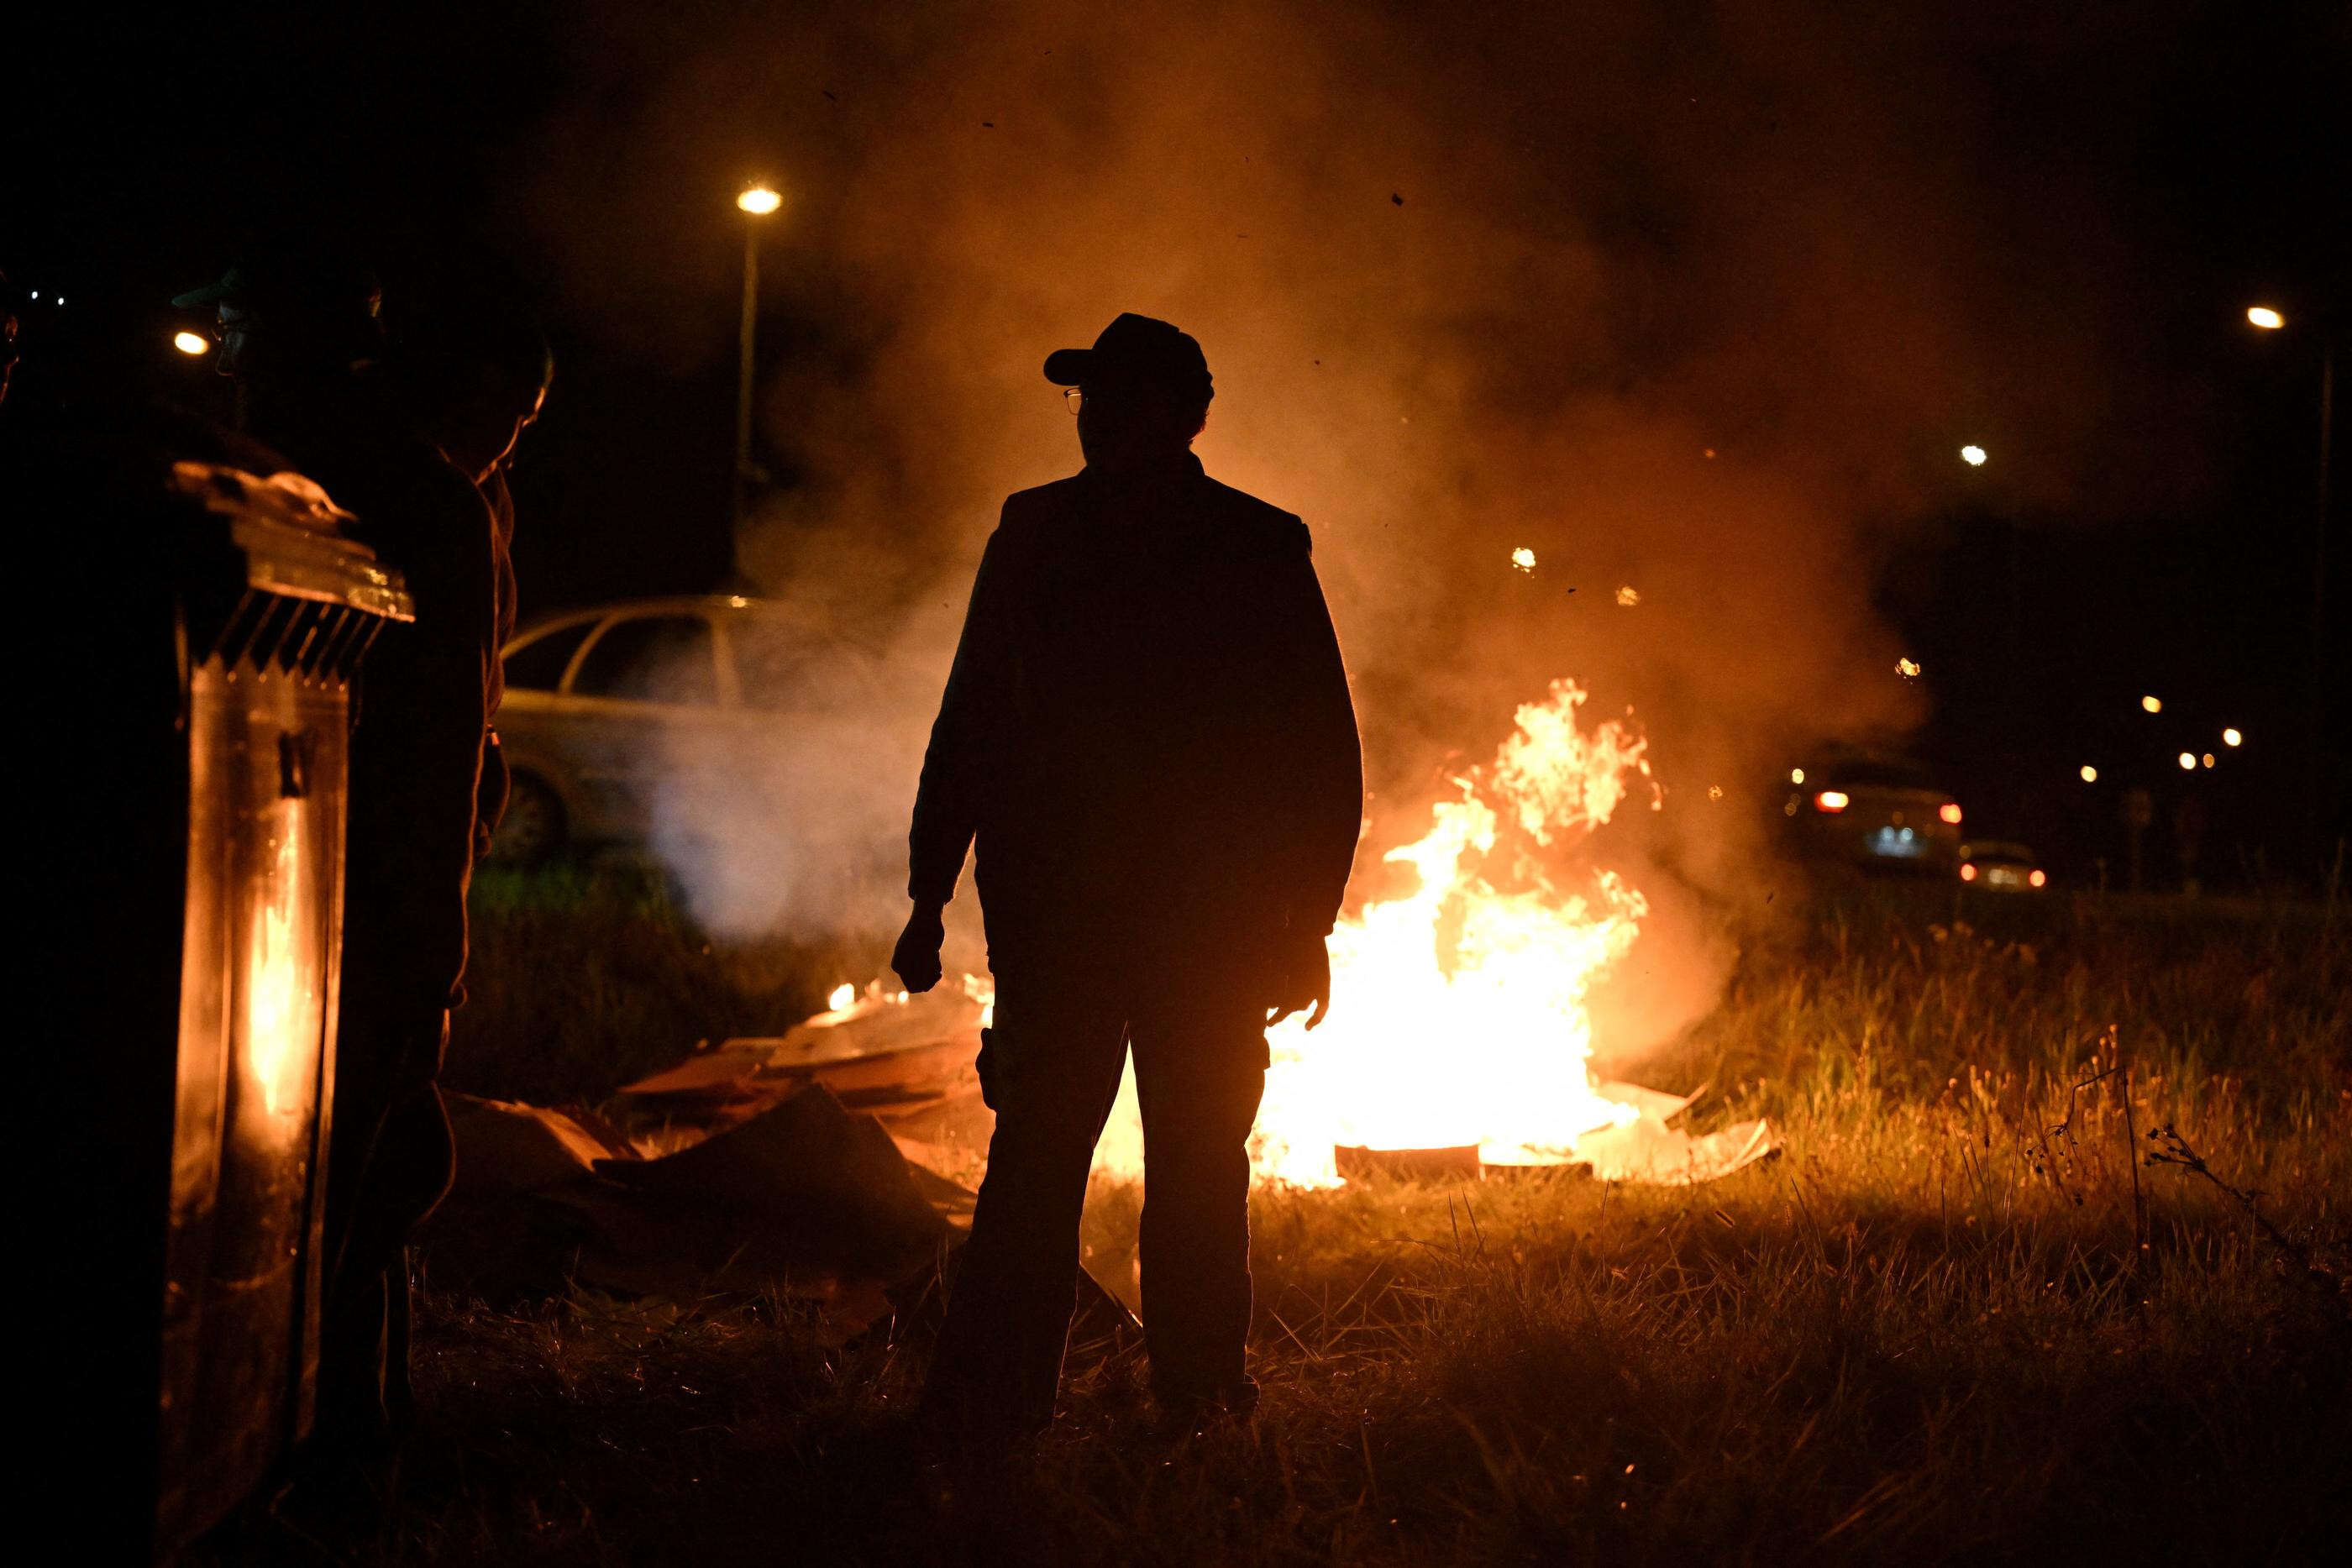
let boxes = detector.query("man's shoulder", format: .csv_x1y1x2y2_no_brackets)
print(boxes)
1197,474,1310,558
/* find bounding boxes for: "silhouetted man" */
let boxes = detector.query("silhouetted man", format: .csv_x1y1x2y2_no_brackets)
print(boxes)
896,313,1362,1442
175,253,496,1483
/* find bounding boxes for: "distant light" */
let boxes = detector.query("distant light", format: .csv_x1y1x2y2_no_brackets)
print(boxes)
2079,764,2097,784
1703,448,1717,459
1510,546,1536,572
1961,863,1977,882
2177,752,2196,771
2222,727,2242,747
738,185,783,214
2201,753,2215,768
2029,869,2046,889
827,982,856,1011
1614,585,1640,606
172,331,208,356
2246,306,2285,331
1960,444,1987,467
728,595,750,608
29,290,37,300
1939,802,1963,826
1790,768,1805,784
1707,784,1724,800
2141,695,2162,714
1814,790,1850,814
1896,657,1922,679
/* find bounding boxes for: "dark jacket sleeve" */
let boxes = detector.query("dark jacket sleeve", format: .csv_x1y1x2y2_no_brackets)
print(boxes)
1268,524,1363,936
908,515,1015,905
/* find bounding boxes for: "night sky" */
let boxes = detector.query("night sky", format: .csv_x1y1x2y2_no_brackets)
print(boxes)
8,2,2345,888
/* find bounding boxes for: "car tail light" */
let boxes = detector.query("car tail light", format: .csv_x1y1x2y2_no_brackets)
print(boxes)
2029,869,2046,888
1814,790,1849,813
1961,863,1977,881
1939,802,1963,825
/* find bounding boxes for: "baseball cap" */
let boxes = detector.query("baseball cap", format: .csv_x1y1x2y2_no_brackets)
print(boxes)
1043,312,1212,403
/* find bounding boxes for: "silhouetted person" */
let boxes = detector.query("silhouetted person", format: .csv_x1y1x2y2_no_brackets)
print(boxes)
174,252,497,1492
896,313,1362,1443
393,293,552,856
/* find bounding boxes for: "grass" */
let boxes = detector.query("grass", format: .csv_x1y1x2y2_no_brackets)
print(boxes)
377,876,2349,1565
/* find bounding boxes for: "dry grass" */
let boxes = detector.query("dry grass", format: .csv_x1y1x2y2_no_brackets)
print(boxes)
380,881,2350,1565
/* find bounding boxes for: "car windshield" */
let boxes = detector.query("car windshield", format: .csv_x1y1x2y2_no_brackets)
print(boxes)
570,615,719,705
502,618,597,692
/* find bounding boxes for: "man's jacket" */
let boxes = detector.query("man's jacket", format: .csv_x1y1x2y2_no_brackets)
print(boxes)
910,454,1362,985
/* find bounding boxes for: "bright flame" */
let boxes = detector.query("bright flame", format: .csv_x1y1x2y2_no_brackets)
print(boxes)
2223,727,2242,747
243,811,314,1118
1117,680,1656,1186
1960,444,1987,466
827,982,857,1011
1510,547,1536,572
1614,585,1640,606
2142,695,2162,714
738,185,783,214
173,331,208,356
2246,306,2284,330
2079,764,2097,783
1896,657,1922,679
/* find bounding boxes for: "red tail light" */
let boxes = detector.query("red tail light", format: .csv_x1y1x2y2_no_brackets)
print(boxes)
1961,863,1977,881
1939,802,1963,826
1814,790,1850,813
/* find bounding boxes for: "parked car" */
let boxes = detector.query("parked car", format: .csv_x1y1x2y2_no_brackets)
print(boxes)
1780,753,1964,875
487,595,880,865
1958,841,2047,892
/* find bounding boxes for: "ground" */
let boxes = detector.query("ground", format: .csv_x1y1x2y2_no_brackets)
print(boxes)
353,871,2348,1565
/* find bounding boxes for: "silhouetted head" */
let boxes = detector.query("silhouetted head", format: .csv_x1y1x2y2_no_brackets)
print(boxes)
173,249,383,386
394,291,554,481
1045,313,1213,475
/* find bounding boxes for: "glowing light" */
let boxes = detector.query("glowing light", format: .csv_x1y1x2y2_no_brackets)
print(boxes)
1614,585,1640,606
2029,869,2047,889
728,595,751,608
1511,547,1536,572
172,331,208,356
1098,679,1660,1183
1896,658,1922,679
1790,768,1805,784
2246,306,2284,331
1707,784,1723,800
2177,752,2196,771
1961,863,1977,882
1960,445,1987,467
737,185,783,215
2201,753,2215,768
827,982,856,1011
1814,790,1850,813
2141,695,2162,714
2223,727,2242,747
1939,802,1963,826
2079,765,2097,784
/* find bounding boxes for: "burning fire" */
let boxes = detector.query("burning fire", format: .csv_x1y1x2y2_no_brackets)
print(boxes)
1096,679,1660,1186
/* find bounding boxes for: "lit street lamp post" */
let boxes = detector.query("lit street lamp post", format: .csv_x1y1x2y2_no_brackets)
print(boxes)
2245,304,2338,869
735,184,782,532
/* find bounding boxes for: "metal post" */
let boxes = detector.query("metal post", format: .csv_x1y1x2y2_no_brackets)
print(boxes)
733,218,759,532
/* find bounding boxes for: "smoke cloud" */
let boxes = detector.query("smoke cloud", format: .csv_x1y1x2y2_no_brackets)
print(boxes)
521,2,2166,1050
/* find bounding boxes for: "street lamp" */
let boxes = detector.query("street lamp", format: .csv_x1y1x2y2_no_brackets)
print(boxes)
2246,305,2284,330
1960,443,1987,466
172,331,208,357
734,185,784,531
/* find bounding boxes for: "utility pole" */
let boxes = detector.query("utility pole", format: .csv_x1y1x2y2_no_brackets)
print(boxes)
733,185,782,537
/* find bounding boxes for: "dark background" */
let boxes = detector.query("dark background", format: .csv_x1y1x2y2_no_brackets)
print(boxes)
6,2,2344,890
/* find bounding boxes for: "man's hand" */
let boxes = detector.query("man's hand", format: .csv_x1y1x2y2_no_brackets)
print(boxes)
1266,927,1332,1031
892,900,948,994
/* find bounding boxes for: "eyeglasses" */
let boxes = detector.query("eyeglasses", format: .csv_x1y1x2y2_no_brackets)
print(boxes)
1062,388,1085,415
